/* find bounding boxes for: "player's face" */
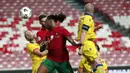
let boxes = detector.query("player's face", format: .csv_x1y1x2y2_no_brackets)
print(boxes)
45,19,53,30
24,30,35,41
40,18,47,27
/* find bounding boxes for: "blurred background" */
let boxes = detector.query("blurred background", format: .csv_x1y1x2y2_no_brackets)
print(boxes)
0,0,130,73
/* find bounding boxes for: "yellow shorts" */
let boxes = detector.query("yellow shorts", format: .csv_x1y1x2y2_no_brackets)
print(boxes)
79,57,92,72
32,59,45,73
82,40,99,62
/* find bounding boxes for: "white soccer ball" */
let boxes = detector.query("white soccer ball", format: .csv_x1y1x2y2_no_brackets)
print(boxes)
19,7,32,19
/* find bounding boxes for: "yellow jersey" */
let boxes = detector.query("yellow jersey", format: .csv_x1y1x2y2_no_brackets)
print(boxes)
26,43,47,73
79,57,108,73
78,14,96,42
79,57,91,73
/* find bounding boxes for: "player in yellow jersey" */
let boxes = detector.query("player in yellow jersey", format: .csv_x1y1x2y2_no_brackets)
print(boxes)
96,45,108,73
78,3,105,73
78,45,108,73
78,56,92,73
24,30,48,73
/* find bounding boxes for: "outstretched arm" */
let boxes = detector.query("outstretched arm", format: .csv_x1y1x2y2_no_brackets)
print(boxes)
94,24,102,32
66,36,82,46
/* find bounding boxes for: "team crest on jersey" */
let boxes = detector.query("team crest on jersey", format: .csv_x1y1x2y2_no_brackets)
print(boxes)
55,32,60,38
56,32,58,36
50,35,54,40
38,36,41,41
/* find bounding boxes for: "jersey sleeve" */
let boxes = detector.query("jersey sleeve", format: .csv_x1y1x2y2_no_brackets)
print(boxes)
62,27,72,37
82,16,92,31
26,44,38,53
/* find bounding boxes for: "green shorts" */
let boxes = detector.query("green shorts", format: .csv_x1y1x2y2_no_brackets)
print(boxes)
41,58,73,73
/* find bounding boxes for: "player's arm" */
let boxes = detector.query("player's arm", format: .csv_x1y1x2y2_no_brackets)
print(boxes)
80,28,86,45
40,40,50,52
94,24,102,32
66,36,82,46
77,67,84,73
61,27,82,46
80,16,91,46
33,49,48,57
27,44,48,57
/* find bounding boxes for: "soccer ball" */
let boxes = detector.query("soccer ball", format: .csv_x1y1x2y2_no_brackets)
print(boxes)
19,7,32,19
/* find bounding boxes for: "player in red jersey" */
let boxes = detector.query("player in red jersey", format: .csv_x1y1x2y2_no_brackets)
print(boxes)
36,14,48,45
37,14,82,73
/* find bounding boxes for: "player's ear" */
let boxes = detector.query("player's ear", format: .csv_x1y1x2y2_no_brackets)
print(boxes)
51,20,56,26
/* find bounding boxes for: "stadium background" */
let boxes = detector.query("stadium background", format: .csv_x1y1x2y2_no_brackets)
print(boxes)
0,0,130,73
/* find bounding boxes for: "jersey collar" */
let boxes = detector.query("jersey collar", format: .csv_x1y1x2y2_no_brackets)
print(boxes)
84,12,93,16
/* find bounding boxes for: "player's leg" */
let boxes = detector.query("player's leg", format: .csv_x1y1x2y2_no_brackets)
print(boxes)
78,57,85,73
55,61,73,73
104,69,108,73
77,67,83,73
37,64,49,73
82,40,105,73
37,58,55,73
77,59,84,73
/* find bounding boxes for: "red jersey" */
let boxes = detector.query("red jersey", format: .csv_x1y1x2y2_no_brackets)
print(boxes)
36,27,48,44
46,26,71,62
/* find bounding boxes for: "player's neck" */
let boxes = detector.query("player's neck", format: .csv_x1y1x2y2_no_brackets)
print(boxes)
84,12,93,16
30,40,35,43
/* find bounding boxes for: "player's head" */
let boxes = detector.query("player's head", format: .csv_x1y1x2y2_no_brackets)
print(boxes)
96,44,100,52
44,15,56,30
55,12,66,23
24,30,35,42
84,3,94,14
38,14,47,28
45,14,66,30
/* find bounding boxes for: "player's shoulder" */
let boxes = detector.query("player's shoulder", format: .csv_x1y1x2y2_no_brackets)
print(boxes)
27,43,38,47
26,43,32,49
84,15,92,19
26,43,33,47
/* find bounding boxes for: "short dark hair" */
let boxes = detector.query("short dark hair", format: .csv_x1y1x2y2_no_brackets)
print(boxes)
38,14,47,20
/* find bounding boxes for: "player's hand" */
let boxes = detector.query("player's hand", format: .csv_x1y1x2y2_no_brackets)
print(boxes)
97,24,103,29
40,40,50,52
74,43,82,47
